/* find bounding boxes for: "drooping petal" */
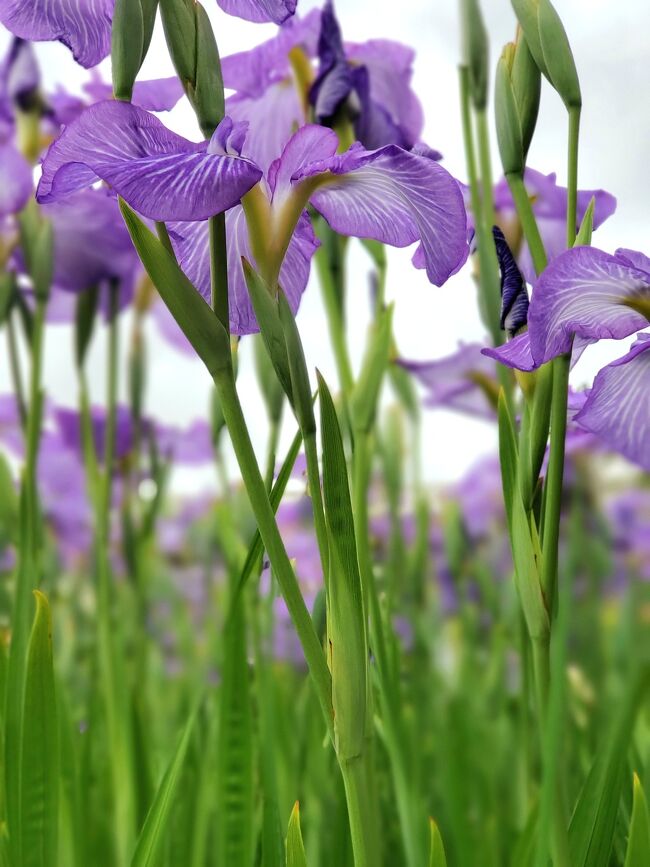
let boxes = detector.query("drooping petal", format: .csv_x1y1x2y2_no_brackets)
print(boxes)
0,0,114,68
216,0,297,25
83,75,185,113
36,102,262,221
399,343,500,419
169,206,319,335
295,138,468,286
54,403,133,461
483,330,593,372
574,334,650,471
527,246,650,365
0,142,32,216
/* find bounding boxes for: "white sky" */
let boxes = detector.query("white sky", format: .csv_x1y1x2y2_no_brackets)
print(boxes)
1,0,648,492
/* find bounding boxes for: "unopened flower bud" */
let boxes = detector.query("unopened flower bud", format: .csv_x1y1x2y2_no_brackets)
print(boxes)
460,0,489,111
160,0,225,138
511,0,581,110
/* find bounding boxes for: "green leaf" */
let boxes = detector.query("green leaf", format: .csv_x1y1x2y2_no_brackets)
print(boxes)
575,197,595,247
498,391,549,640
20,591,58,867
217,594,254,867
130,707,198,867
318,371,367,761
119,200,231,376
624,774,650,867
278,291,316,437
428,818,448,867
74,286,100,370
537,0,582,110
569,669,649,867
192,2,225,137
0,453,18,546
286,802,307,867
243,260,294,403
350,304,394,434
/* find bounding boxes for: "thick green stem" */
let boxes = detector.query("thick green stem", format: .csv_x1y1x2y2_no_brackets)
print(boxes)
95,285,135,866
341,756,375,867
212,367,334,739
506,172,547,275
459,67,501,343
566,108,581,247
6,312,27,429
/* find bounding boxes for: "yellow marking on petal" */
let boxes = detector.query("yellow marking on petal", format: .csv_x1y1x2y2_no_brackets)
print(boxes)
620,294,650,323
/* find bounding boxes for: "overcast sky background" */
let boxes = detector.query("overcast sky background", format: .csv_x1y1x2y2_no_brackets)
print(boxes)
1,1,648,492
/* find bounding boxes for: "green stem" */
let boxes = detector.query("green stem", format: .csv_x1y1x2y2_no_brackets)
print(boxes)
6,311,27,430
506,172,547,275
566,108,581,247
540,354,570,606
96,285,135,867
212,367,334,739
340,757,374,867
459,68,501,343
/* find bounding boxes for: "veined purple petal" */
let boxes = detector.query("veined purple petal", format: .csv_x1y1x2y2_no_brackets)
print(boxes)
574,334,650,471
83,76,185,113
37,102,262,221
0,142,32,216
615,248,650,277
399,343,499,419
527,246,650,365
41,188,138,293
169,206,319,335
482,331,536,371
296,139,468,286
0,0,114,68
216,0,296,25
483,330,594,372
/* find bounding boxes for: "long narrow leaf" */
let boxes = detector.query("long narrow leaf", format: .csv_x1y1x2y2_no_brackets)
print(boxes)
130,706,199,867
286,802,307,867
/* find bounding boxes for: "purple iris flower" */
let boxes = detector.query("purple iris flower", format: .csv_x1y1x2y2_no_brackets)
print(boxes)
492,168,617,282
38,103,468,333
484,246,650,372
37,101,263,221
0,0,114,69
398,343,499,420
222,5,424,172
309,1,423,152
573,334,650,472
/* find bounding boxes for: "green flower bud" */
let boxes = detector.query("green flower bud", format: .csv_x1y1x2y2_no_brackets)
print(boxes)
160,0,225,138
511,0,581,110
112,0,145,102
460,0,489,111
495,44,524,175
511,31,541,160
495,34,541,175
